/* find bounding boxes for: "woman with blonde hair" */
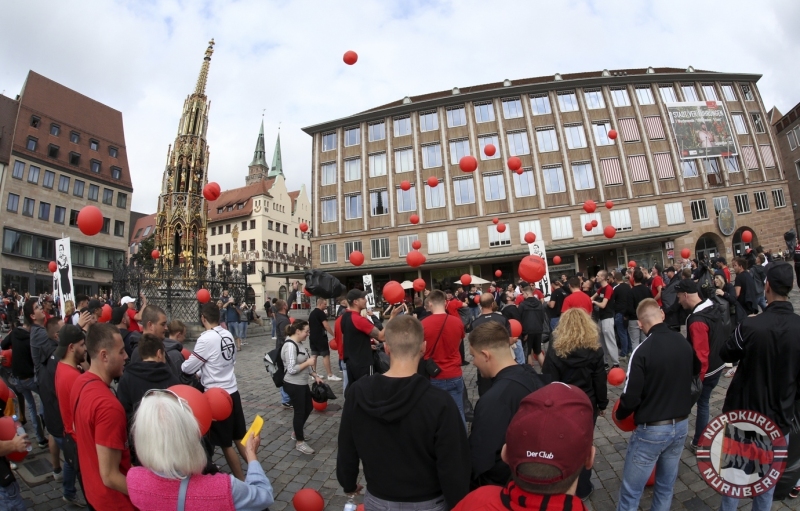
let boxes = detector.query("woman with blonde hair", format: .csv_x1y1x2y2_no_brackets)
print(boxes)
542,307,608,500
64,300,75,324
126,390,274,510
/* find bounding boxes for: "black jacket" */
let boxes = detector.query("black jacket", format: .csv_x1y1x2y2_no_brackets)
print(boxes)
518,297,544,336
627,284,654,319
612,282,632,315
469,364,547,487
337,374,470,509
1,327,35,379
38,353,64,438
130,338,185,380
616,323,694,424
720,301,800,434
661,277,682,327
500,304,521,323
685,299,726,379
542,345,608,410
116,361,180,423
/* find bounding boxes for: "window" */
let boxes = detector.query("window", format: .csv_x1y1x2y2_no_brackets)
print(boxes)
665,202,685,225
114,221,125,237
772,189,786,208
583,89,605,109
394,116,412,136
109,146,118,158
788,130,798,151
518,220,542,244
681,85,699,101
610,209,632,231
143,226,152,236
211,245,216,256
572,162,595,190
6,193,19,213
724,156,740,173
58,175,69,192
22,198,35,217
722,84,736,101
344,158,361,181
421,143,442,168
450,139,472,164
599,157,623,185
344,127,360,147
425,181,445,209
241,240,247,252
250,220,255,229
88,185,99,201
27,165,40,184
101,218,110,234
396,236,416,257
370,189,389,216
542,165,566,193
344,241,363,259
734,193,751,214
488,224,511,247
419,111,438,132
536,128,558,152
117,193,127,209
731,114,748,135
751,113,766,134
474,102,495,123
453,178,475,205
395,148,414,173
368,152,387,177
530,94,551,115
90,140,99,151
550,216,573,240
26,137,37,151
446,107,466,127
741,85,754,101
564,125,587,149
267,221,273,230
210,227,215,236
610,88,631,107
369,238,390,259
48,145,59,158
102,189,113,205
555,91,578,112
12,161,24,179
592,122,614,147
368,122,385,142
396,187,416,212
702,84,718,101
580,212,602,235
322,132,337,151
483,174,506,201
513,168,536,197
345,194,362,220
681,160,699,178
456,228,480,251
70,132,80,144
39,170,54,190
111,167,121,180
30,116,40,127
618,117,640,142
320,162,336,185
427,231,449,254
90,160,101,173
321,198,337,223
713,196,729,217
754,191,769,211
644,116,665,140
54,206,65,224
690,199,709,221
475,135,499,160
638,206,659,228
702,159,720,176
506,131,530,156
659,85,678,103
635,86,655,105
320,244,337,264
226,224,231,233
69,152,80,166
502,98,523,119
73,180,85,197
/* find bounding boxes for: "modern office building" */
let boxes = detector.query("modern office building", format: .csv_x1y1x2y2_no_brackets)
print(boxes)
772,102,800,237
302,67,791,291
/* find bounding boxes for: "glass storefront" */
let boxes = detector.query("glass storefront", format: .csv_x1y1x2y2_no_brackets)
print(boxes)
616,244,665,270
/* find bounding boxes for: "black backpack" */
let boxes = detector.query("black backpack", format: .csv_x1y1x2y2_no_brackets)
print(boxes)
264,340,298,388
303,270,345,299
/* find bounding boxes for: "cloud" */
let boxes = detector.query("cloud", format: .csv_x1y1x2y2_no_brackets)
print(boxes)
1,0,797,213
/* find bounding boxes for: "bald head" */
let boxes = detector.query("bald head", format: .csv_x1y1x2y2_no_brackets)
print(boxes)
479,292,495,310
636,298,663,334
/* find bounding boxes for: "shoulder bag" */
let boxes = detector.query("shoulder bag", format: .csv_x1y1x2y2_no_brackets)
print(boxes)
418,316,448,378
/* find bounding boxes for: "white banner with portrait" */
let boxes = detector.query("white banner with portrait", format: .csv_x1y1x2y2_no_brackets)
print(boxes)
362,274,375,309
55,237,75,317
528,239,551,300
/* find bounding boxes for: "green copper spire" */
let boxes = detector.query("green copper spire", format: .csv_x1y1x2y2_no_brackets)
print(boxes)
249,119,268,168
268,130,283,178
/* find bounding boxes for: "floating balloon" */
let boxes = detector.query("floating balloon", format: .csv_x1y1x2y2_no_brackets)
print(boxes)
205,388,233,422
608,129,618,140
524,232,536,244
605,200,614,210
400,180,411,191
197,289,211,304
519,255,546,283
583,200,597,214
492,217,499,225
409,214,420,225
343,51,358,65
203,182,221,201
304,288,313,297
612,400,635,432
168,384,213,436
181,348,190,360
741,230,753,243
151,250,160,259
99,304,112,323
604,225,616,239
508,319,522,338
553,255,562,265
411,240,422,250
48,261,57,273
495,269,502,278
427,176,439,188
484,144,496,157
293,488,325,511
681,248,691,259
459,155,478,172
591,219,598,228
584,222,593,232
312,400,328,412
77,206,104,236
628,261,637,268
299,222,309,233
382,281,405,304
607,368,626,386
507,156,522,171
329,339,338,351
349,250,365,267
474,295,480,304
461,274,472,286
413,278,426,292
496,223,506,233
406,250,426,268
514,167,524,175
0,417,27,462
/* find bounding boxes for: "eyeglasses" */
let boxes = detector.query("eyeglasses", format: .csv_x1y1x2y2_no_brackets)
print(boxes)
142,388,191,414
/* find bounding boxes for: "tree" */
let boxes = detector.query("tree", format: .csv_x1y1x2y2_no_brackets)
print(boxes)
130,236,155,268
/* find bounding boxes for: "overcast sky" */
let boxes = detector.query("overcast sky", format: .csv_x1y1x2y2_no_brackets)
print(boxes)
2,0,799,213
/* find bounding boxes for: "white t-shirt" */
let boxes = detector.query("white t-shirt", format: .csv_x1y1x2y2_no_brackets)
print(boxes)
181,326,238,393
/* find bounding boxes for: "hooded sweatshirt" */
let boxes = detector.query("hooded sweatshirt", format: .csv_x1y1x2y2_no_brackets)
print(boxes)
116,361,180,423
0,327,35,379
542,345,608,410
129,338,185,379
336,373,470,509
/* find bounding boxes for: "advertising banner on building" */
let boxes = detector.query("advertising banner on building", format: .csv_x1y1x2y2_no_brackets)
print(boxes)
55,237,75,318
666,101,737,159
362,274,375,309
528,240,551,300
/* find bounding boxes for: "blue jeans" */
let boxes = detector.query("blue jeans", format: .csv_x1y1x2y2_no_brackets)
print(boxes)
0,481,26,511
720,486,776,511
14,377,45,443
280,387,291,404
228,321,239,338
758,295,767,313
618,419,688,511
429,377,466,429
53,436,77,498
692,371,721,445
615,313,630,356
271,319,276,337
550,317,560,331
512,340,525,365
470,307,480,319
239,322,248,340
339,360,348,392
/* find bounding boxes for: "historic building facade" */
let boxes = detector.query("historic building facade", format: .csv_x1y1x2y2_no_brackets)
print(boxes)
772,103,800,237
302,67,792,291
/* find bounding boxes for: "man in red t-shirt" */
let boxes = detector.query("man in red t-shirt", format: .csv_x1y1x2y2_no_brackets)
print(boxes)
341,289,401,383
650,265,665,307
421,290,467,426
445,288,464,317
561,277,593,315
121,295,142,333
70,323,134,510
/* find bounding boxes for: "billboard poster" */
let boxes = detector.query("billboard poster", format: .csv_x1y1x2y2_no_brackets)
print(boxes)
362,274,375,309
666,101,737,159
55,237,75,318
528,239,551,300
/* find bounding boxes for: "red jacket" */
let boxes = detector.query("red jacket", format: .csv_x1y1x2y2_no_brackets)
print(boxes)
452,482,588,511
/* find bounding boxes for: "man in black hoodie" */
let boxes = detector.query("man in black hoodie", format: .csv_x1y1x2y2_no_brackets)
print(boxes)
116,334,180,425
337,315,470,510
518,282,545,366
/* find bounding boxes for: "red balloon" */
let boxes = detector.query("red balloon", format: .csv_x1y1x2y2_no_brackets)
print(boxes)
583,200,597,214
508,319,522,338
181,348,190,360
514,167,524,175
496,223,506,233
168,384,213,436
507,156,522,171
612,400,636,432
484,144,496,157
459,155,478,172
299,222,309,233
304,288,313,297
646,468,656,487
289,317,295,324
329,339,338,351
495,270,502,278
591,219,598,228
293,488,325,511
604,225,616,239
99,304,112,323
584,222,593,232
349,250,365,266
312,400,328,412
343,50,358,65
383,281,406,304
427,176,439,188
553,255,562,265
77,206,104,236
492,217,499,225
0,375,9,399
48,261,57,273
741,230,753,243
203,182,221,201
519,255,546,283
628,261,637,268
608,129,618,140
406,250,426,268
0,417,27,462
151,249,160,259
411,240,422,250
357,505,365,511
524,232,536,244
400,180,411,191
607,368,626,386
413,278,426,292
409,214,420,225
205,388,233,422
461,274,472,286
605,200,614,210
681,248,691,259
474,295,480,304
197,289,211,304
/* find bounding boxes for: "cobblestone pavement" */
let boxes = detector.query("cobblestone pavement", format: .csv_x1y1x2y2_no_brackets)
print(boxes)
18,290,800,510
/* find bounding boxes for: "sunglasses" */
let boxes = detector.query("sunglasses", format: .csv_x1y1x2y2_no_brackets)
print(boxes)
142,388,191,414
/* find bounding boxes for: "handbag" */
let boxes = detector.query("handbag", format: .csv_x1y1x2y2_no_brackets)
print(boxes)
419,316,448,378
690,375,702,406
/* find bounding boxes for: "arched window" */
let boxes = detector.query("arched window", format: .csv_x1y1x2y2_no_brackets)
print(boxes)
695,234,719,262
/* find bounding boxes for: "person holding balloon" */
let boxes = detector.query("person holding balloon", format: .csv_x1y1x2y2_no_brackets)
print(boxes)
0,405,30,511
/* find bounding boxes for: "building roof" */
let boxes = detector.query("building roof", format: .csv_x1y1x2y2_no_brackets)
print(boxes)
773,101,800,133
207,179,275,222
249,119,268,168
0,94,19,165
268,132,283,178
130,213,157,245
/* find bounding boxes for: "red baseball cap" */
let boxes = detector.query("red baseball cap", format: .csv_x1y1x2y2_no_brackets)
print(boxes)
505,383,594,485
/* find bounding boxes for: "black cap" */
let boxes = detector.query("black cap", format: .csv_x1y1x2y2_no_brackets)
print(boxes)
111,305,128,325
674,279,698,294
766,262,794,296
54,324,85,360
346,289,367,304
87,299,103,313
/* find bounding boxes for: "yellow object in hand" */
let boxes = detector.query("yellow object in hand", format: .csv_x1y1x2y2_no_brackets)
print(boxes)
242,415,264,444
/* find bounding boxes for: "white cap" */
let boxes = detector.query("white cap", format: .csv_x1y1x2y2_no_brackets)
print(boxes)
120,296,136,305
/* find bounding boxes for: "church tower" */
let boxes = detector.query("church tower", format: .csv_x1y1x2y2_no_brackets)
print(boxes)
245,119,270,185
154,39,214,274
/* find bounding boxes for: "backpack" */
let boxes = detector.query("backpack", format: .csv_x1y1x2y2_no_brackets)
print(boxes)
697,268,716,301
712,295,733,340
750,266,766,296
303,269,345,299
264,340,298,388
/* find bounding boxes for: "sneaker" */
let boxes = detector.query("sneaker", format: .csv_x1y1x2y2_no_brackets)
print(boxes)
790,486,800,499
291,432,296,441
327,374,342,381
689,442,698,454
271,336,277,340
296,442,315,455
578,484,594,501
38,440,48,449
9,462,16,470
53,469,63,481
725,367,737,378
282,402,293,409
63,494,87,507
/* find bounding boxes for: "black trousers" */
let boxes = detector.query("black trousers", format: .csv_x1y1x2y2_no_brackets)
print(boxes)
576,410,599,498
282,382,312,442
795,264,800,291
347,363,373,384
